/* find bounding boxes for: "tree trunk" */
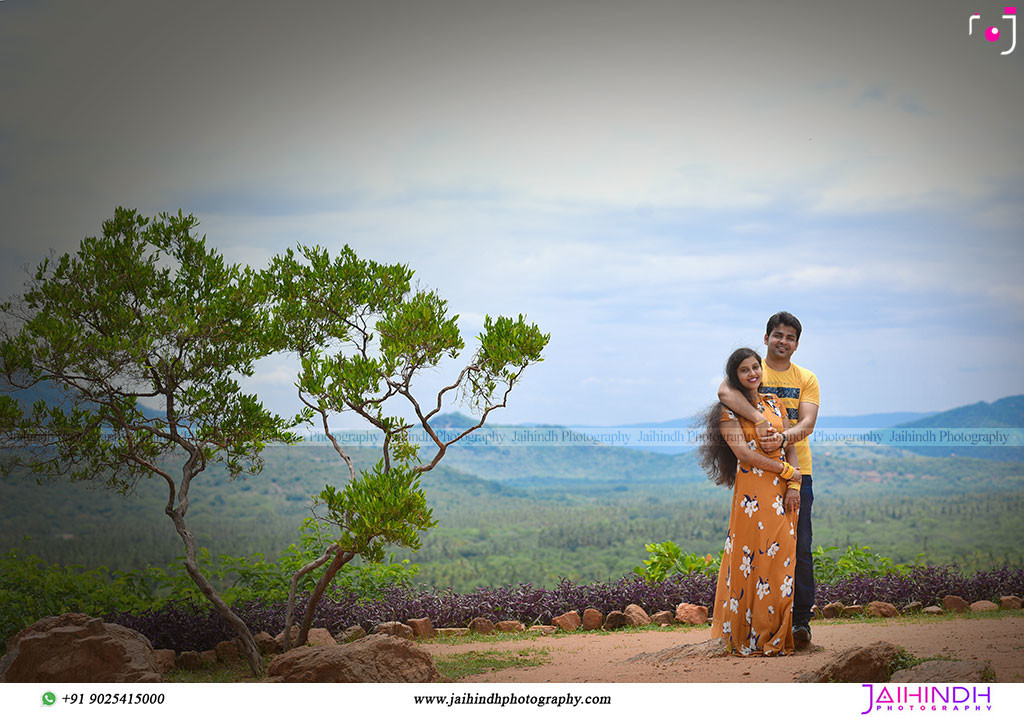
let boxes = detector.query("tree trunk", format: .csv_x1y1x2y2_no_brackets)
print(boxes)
296,549,354,647
168,507,266,678
282,545,338,652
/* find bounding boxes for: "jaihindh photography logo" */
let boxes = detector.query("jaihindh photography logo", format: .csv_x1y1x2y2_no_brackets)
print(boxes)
860,684,993,713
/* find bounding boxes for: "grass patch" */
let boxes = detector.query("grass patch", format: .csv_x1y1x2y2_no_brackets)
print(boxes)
434,647,549,681
164,656,271,683
430,630,548,646
887,648,960,677
812,607,1024,627
428,621,691,646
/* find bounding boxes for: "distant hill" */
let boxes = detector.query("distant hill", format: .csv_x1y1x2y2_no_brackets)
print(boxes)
426,399,1020,463
890,395,1024,460
815,412,936,428
897,395,1024,429
612,411,937,455
617,411,935,430
4,383,166,421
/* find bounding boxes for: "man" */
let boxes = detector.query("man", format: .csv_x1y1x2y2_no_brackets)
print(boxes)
717,311,819,649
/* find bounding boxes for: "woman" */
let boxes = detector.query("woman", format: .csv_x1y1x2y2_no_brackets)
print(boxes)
699,347,802,656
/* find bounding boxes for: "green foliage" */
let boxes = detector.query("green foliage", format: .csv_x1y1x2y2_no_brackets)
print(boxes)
139,518,419,605
632,540,720,581
3,440,1023,594
0,546,159,647
887,647,920,677
0,207,306,674
468,315,549,408
211,517,419,603
317,461,437,562
263,243,547,620
887,648,960,678
433,647,549,681
811,543,925,582
0,532,420,649
0,207,298,488
165,657,271,683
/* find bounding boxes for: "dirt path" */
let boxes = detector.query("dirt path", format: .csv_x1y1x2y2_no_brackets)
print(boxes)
423,615,1024,683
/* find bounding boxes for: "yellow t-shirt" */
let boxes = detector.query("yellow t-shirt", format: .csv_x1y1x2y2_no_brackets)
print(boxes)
759,361,820,475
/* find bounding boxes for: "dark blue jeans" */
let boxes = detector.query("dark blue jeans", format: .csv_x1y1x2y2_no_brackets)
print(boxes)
794,475,815,628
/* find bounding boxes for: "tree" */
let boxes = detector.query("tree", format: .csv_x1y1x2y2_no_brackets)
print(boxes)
0,208,297,677
265,245,549,648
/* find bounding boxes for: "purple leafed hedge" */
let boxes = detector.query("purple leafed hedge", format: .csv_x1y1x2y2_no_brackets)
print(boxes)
815,565,1024,608
106,566,1024,654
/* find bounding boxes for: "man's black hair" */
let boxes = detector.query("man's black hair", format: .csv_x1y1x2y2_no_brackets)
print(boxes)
766,311,802,341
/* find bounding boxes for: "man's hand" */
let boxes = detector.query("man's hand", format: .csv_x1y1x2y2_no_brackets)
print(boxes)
758,425,784,450
784,487,801,514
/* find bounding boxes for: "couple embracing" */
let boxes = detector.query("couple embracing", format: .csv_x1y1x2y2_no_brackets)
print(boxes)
698,311,820,656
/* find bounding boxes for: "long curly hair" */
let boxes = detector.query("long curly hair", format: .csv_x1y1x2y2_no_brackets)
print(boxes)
697,347,762,488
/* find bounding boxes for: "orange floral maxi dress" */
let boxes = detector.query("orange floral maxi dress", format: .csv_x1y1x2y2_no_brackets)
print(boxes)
710,394,798,656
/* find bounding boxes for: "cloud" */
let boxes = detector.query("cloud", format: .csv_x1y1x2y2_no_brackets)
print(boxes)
1,1,1022,423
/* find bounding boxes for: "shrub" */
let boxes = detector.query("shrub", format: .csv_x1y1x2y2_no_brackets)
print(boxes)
812,544,924,583
7,547,1024,655
632,541,720,581
0,544,417,650
816,564,1024,607
0,547,160,647
109,564,1024,653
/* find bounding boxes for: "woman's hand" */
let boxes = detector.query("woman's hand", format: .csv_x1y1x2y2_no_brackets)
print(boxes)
784,487,801,514
758,425,784,451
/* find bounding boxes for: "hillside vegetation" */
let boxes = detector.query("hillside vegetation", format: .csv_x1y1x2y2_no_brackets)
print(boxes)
3,440,1022,592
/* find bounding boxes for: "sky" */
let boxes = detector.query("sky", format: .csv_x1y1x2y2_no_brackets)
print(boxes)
1,0,1022,427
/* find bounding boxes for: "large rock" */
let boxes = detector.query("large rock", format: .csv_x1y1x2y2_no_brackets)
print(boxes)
215,639,241,663
275,626,300,651
674,603,708,625
339,626,367,643
603,611,628,630
254,631,280,654
0,614,161,683
175,651,203,671
822,602,843,618
467,617,494,635
307,628,338,646
407,618,436,640
1000,595,1023,610
624,604,651,626
266,634,441,682
436,628,468,638
651,610,674,626
796,641,903,683
943,595,969,613
890,659,993,683
581,609,604,631
552,611,581,632
494,620,525,633
970,600,998,613
865,601,899,618
152,649,175,675
373,622,414,640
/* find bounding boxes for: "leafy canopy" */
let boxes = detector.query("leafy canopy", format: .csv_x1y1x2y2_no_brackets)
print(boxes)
0,207,298,490
263,243,548,628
